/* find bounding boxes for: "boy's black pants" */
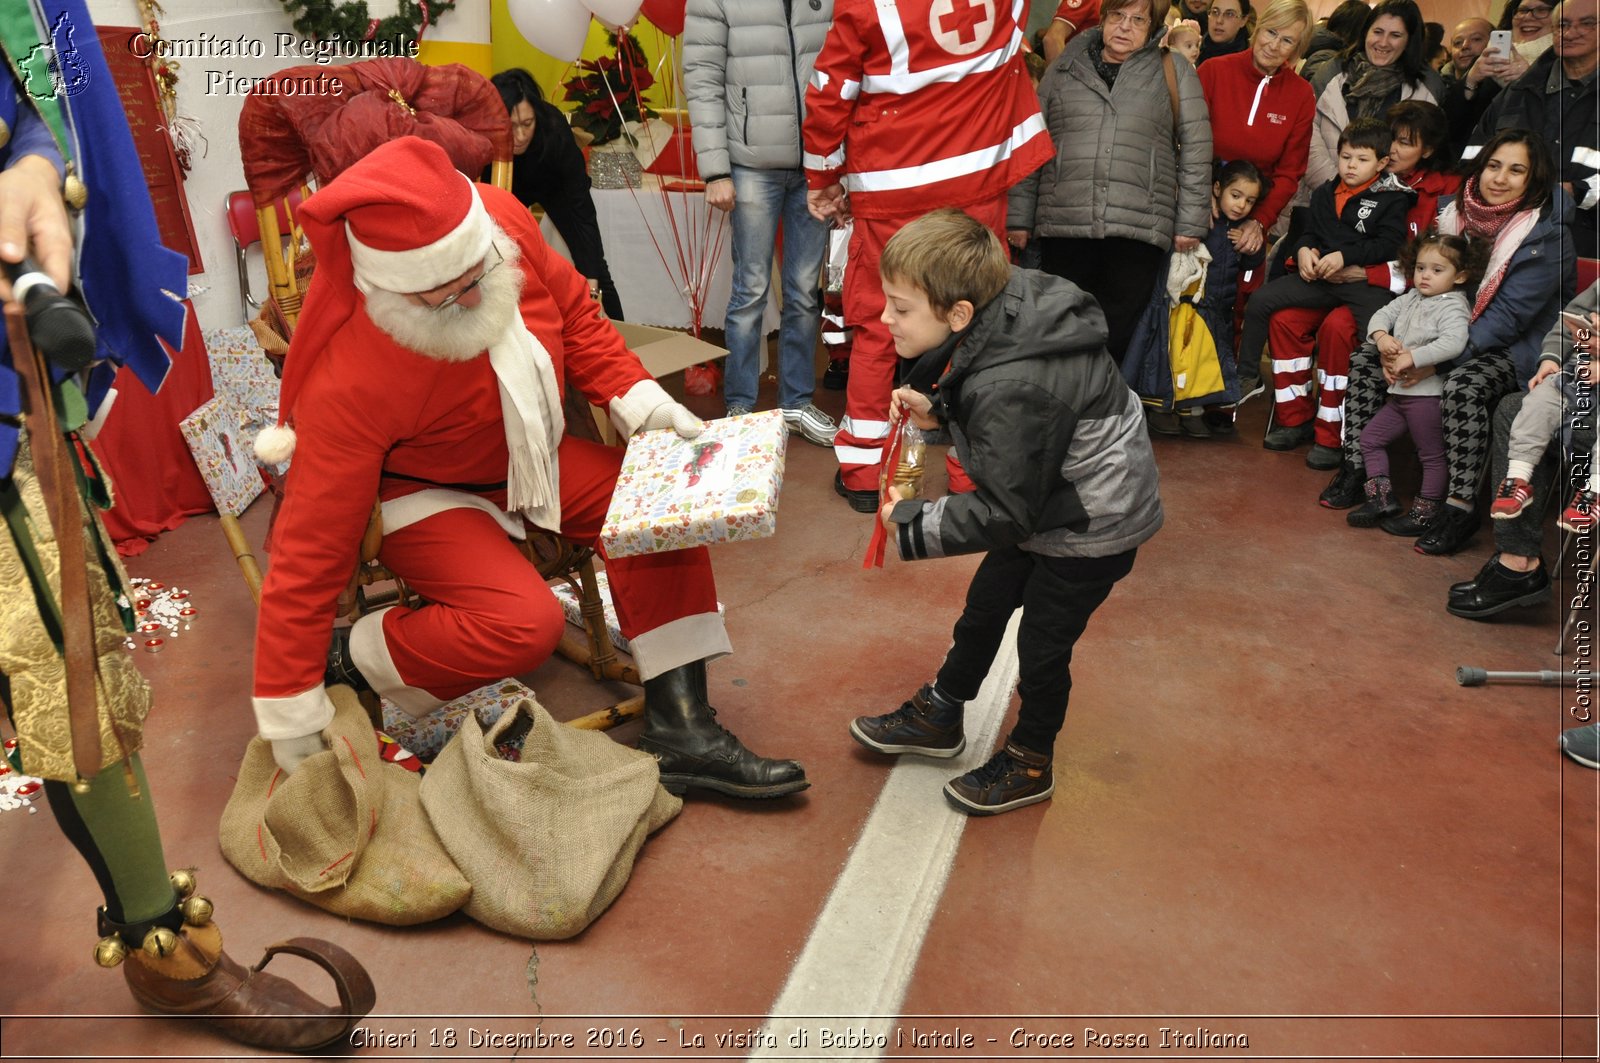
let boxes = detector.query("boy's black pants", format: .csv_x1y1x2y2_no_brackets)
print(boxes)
1237,275,1394,385
935,545,1137,756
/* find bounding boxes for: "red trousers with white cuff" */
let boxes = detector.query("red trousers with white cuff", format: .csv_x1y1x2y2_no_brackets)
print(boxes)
1267,305,1358,450
834,197,1006,496
348,435,728,716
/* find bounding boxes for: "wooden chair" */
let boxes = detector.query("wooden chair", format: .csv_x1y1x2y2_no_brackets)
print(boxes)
226,59,643,731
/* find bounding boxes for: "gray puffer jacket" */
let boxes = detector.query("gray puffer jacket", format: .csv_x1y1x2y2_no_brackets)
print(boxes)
1008,29,1212,249
683,0,832,179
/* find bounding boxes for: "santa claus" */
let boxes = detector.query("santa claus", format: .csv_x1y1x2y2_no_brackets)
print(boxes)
252,136,806,799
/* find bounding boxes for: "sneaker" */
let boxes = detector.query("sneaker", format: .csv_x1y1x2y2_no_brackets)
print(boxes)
834,470,880,514
1305,443,1343,471
725,403,754,418
1178,411,1211,438
944,742,1054,816
1319,461,1366,509
1416,502,1479,556
1347,476,1400,528
1489,478,1534,520
849,684,965,758
1559,489,1597,534
1561,723,1600,769
1147,410,1182,436
1380,496,1441,537
781,403,838,447
823,358,849,390
1263,422,1313,451
1234,375,1266,407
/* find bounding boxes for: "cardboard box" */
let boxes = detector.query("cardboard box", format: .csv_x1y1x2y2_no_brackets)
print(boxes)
600,410,786,557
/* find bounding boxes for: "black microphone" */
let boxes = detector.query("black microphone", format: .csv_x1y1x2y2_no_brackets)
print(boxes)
3,257,97,371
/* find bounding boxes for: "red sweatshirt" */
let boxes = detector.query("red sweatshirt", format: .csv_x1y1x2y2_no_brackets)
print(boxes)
1198,48,1315,230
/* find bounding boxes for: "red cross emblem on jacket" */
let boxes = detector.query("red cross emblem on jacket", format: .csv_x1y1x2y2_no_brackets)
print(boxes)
931,0,995,55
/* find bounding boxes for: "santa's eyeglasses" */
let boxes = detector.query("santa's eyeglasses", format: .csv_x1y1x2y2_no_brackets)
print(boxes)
419,246,503,311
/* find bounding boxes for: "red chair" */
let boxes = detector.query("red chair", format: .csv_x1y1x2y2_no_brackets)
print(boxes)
225,187,303,322
1577,257,1599,295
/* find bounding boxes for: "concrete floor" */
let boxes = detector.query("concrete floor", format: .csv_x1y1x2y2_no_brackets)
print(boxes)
0,382,1596,1062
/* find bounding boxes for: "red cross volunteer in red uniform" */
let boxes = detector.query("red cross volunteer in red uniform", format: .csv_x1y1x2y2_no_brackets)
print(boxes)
802,0,1054,510
251,137,807,800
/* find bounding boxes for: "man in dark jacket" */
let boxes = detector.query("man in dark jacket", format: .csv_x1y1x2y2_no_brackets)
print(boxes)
1465,0,1599,255
848,209,1162,817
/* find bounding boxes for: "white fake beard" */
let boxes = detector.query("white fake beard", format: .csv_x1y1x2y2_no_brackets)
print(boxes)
363,234,525,363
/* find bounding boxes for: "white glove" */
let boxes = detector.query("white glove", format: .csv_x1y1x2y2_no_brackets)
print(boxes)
637,399,703,439
271,733,327,775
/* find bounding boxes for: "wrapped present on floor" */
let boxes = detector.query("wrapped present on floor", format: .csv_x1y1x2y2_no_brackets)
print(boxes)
179,397,265,517
204,326,281,420
601,410,786,558
548,569,724,655
380,678,529,762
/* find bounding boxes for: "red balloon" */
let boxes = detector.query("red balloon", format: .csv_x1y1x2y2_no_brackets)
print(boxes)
640,0,685,35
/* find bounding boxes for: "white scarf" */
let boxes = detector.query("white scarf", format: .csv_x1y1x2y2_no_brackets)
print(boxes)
491,315,566,531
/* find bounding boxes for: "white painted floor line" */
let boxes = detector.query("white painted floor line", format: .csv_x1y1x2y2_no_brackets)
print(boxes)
750,612,1022,1061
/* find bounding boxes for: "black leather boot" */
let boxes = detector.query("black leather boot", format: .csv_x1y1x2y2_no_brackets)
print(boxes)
638,661,809,799
324,626,370,694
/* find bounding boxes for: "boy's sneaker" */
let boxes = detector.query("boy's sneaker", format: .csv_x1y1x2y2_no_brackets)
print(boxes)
849,684,965,758
1319,461,1366,509
1559,489,1597,534
1178,411,1211,438
823,358,849,390
1305,444,1343,471
1489,478,1534,520
834,470,880,514
944,742,1054,816
1561,723,1600,770
725,403,754,418
781,403,839,447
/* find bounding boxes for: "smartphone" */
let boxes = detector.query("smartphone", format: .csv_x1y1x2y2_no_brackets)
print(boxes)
1561,310,1594,332
1488,29,1513,57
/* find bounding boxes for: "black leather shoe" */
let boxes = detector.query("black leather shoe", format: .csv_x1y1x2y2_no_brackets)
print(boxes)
1415,503,1479,556
639,662,809,798
834,470,880,514
1263,422,1313,451
1319,461,1365,509
324,626,370,693
1445,555,1551,619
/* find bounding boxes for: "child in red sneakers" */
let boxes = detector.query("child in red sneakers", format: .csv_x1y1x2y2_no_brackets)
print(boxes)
1347,233,1486,531
1489,281,1599,527
847,209,1163,816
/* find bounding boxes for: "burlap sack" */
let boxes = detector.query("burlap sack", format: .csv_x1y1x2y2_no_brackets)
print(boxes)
219,685,470,924
420,696,681,940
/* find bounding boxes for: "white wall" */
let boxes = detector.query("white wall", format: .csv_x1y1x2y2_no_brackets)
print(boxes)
86,0,330,332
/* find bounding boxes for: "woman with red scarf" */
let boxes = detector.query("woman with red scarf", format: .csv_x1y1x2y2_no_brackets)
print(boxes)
1320,127,1576,555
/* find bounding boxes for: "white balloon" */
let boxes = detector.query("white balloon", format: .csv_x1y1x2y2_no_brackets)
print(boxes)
506,0,593,62
580,0,644,27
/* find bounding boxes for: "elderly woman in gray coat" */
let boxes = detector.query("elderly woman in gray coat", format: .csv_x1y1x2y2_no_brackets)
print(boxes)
1009,0,1213,364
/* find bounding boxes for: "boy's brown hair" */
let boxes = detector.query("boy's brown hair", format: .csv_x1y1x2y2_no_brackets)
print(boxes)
880,208,1011,317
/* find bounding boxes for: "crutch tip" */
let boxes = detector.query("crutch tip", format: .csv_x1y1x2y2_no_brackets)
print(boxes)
1456,666,1488,687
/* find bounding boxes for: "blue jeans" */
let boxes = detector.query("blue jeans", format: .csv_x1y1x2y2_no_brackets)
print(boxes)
723,165,828,411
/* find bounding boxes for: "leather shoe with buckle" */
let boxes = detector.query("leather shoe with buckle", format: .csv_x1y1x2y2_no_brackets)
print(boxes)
1445,554,1550,619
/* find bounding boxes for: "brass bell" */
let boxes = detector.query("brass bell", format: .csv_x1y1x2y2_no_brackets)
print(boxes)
142,926,179,958
63,171,88,211
70,778,91,795
168,868,196,898
179,894,213,927
93,935,127,968
0,116,10,151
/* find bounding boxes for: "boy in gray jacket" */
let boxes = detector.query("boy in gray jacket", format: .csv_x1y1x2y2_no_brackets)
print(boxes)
849,209,1163,816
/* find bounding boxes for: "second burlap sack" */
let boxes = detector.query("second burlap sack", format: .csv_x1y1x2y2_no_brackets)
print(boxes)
420,696,681,940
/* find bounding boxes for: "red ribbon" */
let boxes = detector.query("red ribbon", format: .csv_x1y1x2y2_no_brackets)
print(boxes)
861,423,906,569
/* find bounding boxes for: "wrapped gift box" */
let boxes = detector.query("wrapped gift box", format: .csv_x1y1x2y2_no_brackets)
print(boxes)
600,410,786,558
179,397,265,517
380,678,530,762
204,326,281,420
549,570,724,655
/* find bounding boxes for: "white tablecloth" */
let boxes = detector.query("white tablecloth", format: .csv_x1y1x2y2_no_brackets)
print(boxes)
577,176,779,333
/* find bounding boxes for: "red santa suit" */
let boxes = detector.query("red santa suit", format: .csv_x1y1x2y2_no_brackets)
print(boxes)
251,137,725,741
802,0,1053,493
